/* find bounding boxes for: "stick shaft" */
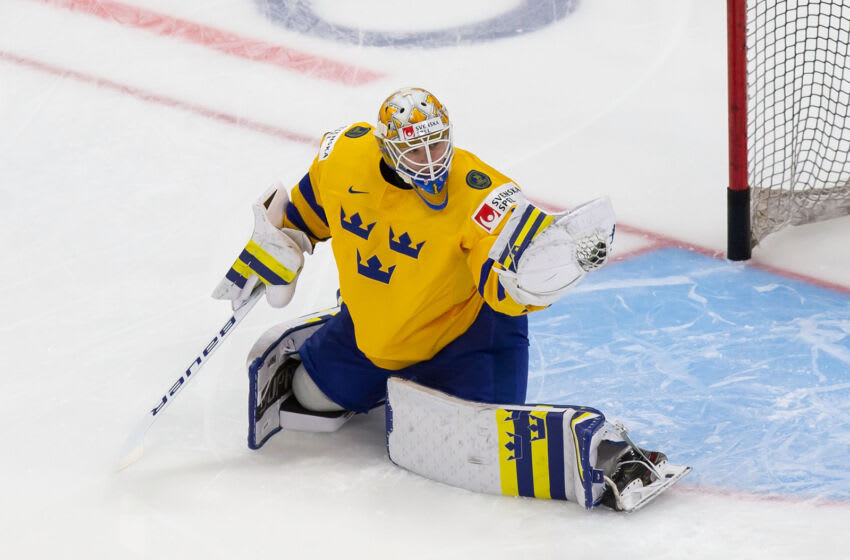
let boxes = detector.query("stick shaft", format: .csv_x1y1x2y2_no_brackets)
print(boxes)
117,288,263,470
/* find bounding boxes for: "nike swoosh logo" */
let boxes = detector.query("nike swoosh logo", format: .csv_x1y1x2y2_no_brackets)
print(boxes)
348,186,368,194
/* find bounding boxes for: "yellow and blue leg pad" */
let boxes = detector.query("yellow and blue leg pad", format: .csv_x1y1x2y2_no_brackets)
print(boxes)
497,408,568,500
225,239,297,288
494,204,554,272
496,407,605,505
386,377,610,509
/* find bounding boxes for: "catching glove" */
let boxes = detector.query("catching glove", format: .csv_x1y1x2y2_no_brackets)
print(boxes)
490,197,615,307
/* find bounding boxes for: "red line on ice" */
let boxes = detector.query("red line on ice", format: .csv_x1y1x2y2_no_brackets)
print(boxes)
2,50,848,296
0,50,316,145
614,222,850,295
35,0,383,86
530,199,850,295
675,484,850,508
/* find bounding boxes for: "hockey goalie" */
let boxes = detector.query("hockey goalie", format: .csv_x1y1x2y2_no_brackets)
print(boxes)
212,87,690,512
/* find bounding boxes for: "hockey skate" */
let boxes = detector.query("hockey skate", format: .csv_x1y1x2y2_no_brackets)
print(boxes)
599,440,691,513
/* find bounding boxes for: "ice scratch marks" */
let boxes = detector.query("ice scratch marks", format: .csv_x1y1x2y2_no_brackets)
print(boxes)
774,382,850,410
572,274,693,294
755,282,807,304
708,375,760,389
527,248,850,498
794,316,850,366
687,284,708,305
615,294,632,313
707,311,736,326
756,283,781,293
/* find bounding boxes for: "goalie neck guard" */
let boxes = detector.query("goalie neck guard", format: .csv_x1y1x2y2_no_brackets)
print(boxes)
374,87,454,210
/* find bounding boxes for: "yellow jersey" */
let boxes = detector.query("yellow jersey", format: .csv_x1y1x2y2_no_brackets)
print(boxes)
283,122,546,369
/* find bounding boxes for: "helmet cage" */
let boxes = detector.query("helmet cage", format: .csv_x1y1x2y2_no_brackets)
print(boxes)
383,126,454,196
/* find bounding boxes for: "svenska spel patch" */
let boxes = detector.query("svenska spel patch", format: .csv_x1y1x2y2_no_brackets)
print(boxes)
471,183,523,233
400,117,445,140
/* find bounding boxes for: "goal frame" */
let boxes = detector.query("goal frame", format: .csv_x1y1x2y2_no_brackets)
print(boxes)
726,0,751,261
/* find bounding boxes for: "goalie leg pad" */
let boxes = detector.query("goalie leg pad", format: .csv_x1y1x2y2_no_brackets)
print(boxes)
386,377,608,508
247,306,353,449
385,378,690,511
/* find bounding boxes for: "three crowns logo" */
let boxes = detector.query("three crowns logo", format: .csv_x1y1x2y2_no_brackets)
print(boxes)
341,207,376,240
502,410,547,462
389,228,425,259
356,250,395,284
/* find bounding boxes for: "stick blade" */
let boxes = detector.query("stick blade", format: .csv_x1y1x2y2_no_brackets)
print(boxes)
115,415,153,472
116,441,144,472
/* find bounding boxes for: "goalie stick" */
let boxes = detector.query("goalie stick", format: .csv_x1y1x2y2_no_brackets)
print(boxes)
116,285,264,471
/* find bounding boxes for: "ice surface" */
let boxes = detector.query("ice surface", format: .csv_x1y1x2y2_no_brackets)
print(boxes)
528,248,850,499
1,0,849,558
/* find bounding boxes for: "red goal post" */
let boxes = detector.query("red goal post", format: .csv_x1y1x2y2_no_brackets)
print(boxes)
726,0,850,261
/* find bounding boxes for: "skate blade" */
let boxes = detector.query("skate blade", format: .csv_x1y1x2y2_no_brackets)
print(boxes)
616,463,692,513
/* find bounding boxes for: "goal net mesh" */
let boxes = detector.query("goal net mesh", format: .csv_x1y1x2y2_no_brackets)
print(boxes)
748,0,850,244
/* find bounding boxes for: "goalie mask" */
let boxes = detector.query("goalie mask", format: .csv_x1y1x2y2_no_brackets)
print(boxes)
375,87,454,210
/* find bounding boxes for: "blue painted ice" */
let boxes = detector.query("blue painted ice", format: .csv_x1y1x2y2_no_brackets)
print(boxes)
529,247,850,498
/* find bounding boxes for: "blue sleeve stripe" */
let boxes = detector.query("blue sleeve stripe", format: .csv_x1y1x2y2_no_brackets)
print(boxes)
286,203,323,241
238,249,291,286
478,258,494,297
298,173,328,227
